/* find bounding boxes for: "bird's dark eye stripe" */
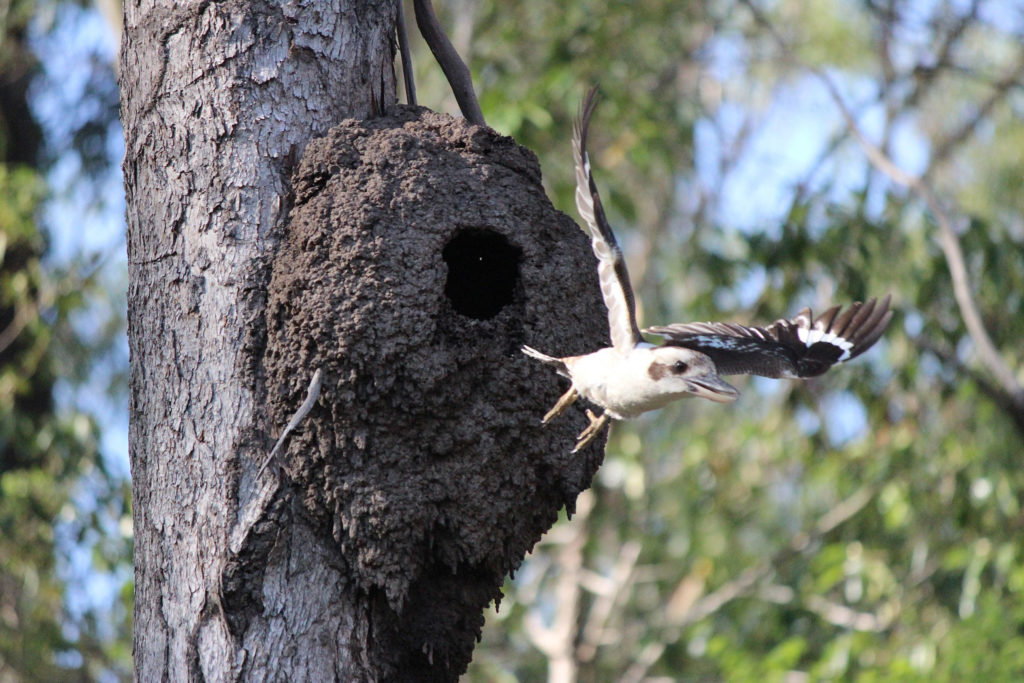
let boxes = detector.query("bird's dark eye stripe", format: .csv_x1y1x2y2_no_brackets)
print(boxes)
673,360,688,373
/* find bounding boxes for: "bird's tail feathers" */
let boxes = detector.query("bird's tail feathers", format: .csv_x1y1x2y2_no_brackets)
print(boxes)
521,346,570,376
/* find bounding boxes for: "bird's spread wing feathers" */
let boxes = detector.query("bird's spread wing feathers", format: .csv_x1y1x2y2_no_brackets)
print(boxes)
573,87,643,354
645,295,893,378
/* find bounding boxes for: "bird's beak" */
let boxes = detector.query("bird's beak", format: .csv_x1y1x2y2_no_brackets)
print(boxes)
686,374,740,403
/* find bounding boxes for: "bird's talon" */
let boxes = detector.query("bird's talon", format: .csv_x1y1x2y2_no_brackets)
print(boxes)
572,432,597,453
573,419,606,452
542,387,579,424
573,410,610,451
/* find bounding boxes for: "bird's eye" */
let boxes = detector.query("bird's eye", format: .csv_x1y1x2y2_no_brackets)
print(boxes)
673,360,689,373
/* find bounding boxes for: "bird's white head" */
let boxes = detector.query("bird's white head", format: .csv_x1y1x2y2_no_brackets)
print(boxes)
646,347,740,403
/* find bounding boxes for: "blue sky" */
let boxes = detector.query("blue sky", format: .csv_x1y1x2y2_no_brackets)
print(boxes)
29,4,129,641
32,4,128,478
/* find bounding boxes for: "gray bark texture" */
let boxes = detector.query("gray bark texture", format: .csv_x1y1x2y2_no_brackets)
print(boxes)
122,1,606,681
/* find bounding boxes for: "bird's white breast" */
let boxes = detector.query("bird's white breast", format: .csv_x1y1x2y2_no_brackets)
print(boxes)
566,345,684,420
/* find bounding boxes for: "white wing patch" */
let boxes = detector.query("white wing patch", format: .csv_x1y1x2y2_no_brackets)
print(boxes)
647,296,892,379
797,327,855,361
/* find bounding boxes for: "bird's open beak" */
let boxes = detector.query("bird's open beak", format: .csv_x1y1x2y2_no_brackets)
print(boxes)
686,374,740,403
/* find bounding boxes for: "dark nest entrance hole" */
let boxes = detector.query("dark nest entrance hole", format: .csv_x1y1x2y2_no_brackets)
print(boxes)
443,228,521,319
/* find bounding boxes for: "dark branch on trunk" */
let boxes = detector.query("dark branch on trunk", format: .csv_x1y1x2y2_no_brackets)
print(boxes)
412,0,485,126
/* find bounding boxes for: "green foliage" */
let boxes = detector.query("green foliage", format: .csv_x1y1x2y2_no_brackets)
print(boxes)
2,166,52,461
0,2,131,678
0,161,131,680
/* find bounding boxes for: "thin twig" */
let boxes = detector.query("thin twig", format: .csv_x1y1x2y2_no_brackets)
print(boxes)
740,0,1023,405
926,55,1024,175
898,0,978,111
0,301,33,354
620,641,668,683
781,590,892,632
412,0,485,125
257,367,324,478
577,540,641,663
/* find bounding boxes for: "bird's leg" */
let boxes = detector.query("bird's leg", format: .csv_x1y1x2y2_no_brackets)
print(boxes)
573,409,610,452
543,386,579,424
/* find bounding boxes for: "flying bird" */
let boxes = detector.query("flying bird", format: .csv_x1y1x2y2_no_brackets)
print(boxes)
523,87,892,452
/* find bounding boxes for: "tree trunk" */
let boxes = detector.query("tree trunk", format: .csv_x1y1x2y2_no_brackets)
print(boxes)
122,2,607,680
121,1,399,679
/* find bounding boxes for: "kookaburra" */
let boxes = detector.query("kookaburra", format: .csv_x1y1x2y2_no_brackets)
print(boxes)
523,87,893,452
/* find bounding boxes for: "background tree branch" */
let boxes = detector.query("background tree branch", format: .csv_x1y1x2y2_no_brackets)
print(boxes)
740,0,1023,409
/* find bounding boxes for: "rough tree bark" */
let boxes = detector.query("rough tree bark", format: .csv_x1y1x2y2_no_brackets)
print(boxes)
121,1,399,679
122,1,605,681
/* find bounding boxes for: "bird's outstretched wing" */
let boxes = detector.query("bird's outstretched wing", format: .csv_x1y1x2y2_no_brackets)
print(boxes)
645,295,893,378
573,86,643,355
